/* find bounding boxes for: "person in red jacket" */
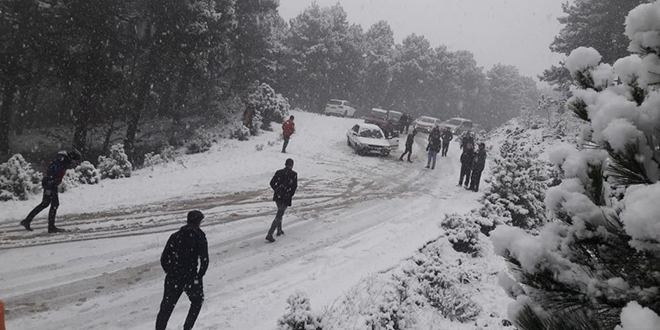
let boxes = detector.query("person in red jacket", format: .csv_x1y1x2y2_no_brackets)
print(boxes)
281,115,295,153
20,149,81,233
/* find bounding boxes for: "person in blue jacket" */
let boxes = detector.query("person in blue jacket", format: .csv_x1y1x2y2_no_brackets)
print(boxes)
20,149,81,233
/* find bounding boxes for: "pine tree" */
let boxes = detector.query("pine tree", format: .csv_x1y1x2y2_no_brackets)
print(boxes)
491,3,660,329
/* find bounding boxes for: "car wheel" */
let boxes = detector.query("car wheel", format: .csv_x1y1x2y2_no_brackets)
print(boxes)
343,110,347,118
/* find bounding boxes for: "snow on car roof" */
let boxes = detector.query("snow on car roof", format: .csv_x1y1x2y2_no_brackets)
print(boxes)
389,110,402,115
370,108,388,113
330,99,348,102
359,123,384,131
448,117,471,122
419,116,439,120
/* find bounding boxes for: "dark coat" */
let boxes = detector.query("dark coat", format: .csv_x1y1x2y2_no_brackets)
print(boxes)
473,149,487,172
461,134,474,149
426,134,441,152
441,130,453,145
161,224,209,280
42,151,73,190
460,149,476,167
271,167,298,206
405,134,415,148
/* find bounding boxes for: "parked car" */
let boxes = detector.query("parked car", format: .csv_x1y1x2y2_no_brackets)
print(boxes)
440,117,473,135
347,123,397,156
325,99,356,117
413,116,441,133
365,108,404,133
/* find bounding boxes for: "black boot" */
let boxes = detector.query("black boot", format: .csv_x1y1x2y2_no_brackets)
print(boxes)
20,219,33,231
265,235,275,242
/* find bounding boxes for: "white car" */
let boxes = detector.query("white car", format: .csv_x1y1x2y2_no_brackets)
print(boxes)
440,117,473,135
325,99,356,117
413,116,441,134
347,123,396,156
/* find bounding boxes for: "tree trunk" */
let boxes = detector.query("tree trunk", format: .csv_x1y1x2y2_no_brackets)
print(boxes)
0,79,17,154
124,51,158,157
72,84,95,153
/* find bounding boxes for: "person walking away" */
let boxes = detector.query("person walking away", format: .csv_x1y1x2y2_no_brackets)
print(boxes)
266,158,298,242
441,127,453,157
20,150,81,233
458,143,475,188
403,114,411,134
399,129,417,162
281,115,295,153
156,210,209,330
426,126,441,169
469,143,487,192
460,131,474,150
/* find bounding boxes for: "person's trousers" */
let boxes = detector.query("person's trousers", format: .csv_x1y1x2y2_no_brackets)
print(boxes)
459,165,472,186
400,147,412,161
156,275,204,330
282,135,290,152
427,150,438,168
24,190,60,229
441,143,450,157
267,202,288,237
470,170,483,191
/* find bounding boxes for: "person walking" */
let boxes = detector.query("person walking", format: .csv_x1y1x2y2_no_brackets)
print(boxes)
20,149,81,233
156,210,209,330
469,143,487,192
281,115,295,153
399,129,417,162
426,126,441,169
266,158,298,242
458,143,475,188
441,127,453,157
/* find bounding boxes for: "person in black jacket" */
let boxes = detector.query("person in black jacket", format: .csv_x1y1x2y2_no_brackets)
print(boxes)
20,149,81,233
426,126,441,169
441,127,453,157
460,132,475,150
266,158,298,242
458,143,475,188
156,210,209,330
399,129,417,162
469,143,487,192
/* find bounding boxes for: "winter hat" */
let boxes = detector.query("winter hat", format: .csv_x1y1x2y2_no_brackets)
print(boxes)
187,210,205,224
69,149,82,161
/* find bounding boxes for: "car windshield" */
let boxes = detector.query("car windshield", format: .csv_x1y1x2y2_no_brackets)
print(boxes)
389,112,402,121
420,117,436,123
328,100,343,105
446,119,463,126
359,129,383,139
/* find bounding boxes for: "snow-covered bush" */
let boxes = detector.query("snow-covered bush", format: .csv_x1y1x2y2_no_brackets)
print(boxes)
0,154,41,201
440,213,484,256
409,242,482,323
186,131,214,154
493,3,660,328
144,145,177,168
365,277,418,330
246,82,290,134
98,143,132,179
277,292,323,330
75,161,101,184
480,139,549,232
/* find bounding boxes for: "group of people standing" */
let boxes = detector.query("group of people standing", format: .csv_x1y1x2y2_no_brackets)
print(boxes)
458,132,487,192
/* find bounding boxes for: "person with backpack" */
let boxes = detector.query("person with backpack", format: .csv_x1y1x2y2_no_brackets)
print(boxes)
469,143,487,192
441,127,453,157
426,126,441,169
19,149,82,233
458,142,475,188
266,158,298,242
156,210,209,330
399,129,417,162
281,115,295,153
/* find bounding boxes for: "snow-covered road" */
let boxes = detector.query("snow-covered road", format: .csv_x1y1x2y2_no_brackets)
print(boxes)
1,111,480,330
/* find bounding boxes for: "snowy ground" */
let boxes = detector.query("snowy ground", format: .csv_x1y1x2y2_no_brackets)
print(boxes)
1,110,498,330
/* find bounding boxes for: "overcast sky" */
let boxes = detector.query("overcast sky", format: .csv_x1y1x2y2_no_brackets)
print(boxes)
279,0,568,79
